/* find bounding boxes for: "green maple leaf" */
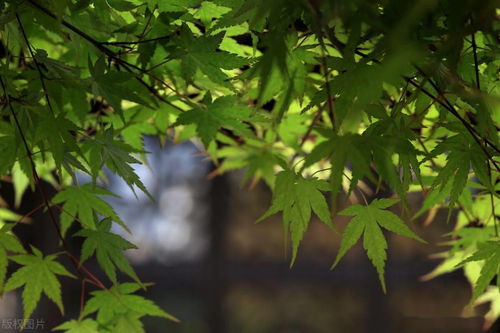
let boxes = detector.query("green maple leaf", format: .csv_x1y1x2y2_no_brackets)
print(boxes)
420,227,495,282
35,113,83,176
89,57,153,114
0,223,26,293
3,247,75,319
332,199,425,292
53,319,99,333
0,124,17,177
303,134,372,212
0,208,22,224
112,314,144,333
416,135,491,218
459,241,500,303
52,184,128,235
147,0,201,12
210,0,259,30
84,129,152,199
74,218,140,284
217,145,282,187
257,170,335,266
83,282,178,326
175,26,249,88
175,95,253,146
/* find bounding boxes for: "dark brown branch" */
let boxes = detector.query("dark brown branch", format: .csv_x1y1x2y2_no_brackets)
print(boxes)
319,42,335,128
411,65,500,172
26,0,193,112
292,103,326,165
0,76,106,291
488,160,498,237
16,14,55,115
101,35,170,46
344,40,500,169
470,18,481,90
307,0,336,128
342,43,498,156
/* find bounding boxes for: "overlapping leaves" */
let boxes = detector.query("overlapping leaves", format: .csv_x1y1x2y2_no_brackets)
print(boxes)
0,0,498,329
459,241,500,303
172,25,249,88
82,282,178,326
175,95,255,146
82,129,151,198
52,184,127,235
257,169,335,265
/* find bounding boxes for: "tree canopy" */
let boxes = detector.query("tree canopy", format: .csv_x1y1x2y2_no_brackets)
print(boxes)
0,0,498,331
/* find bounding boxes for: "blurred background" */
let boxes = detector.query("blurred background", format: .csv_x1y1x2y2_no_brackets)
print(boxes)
0,138,496,333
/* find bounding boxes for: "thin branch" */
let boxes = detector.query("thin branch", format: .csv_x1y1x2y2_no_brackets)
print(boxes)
300,103,326,148
409,70,498,157
416,137,476,225
337,43,500,160
319,41,335,128
343,171,369,206
412,66,500,172
79,279,86,320
487,160,498,236
306,0,335,127
101,35,170,46
146,58,171,73
137,7,155,42
310,167,332,177
102,12,159,48
0,76,106,291
490,190,498,236
470,18,481,90
322,30,500,189
15,203,45,226
26,0,194,111
16,14,55,114
292,102,326,165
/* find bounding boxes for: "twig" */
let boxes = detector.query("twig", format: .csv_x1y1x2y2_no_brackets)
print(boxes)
101,35,170,46
292,102,326,165
14,203,45,227
319,40,335,128
416,137,476,224
412,66,500,171
310,167,332,177
146,58,171,73
16,14,54,114
0,76,106,291
306,0,335,127
470,18,481,90
487,160,498,236
26,0,194,111
79,279,86,320
343,171,369,205
334,42,499,161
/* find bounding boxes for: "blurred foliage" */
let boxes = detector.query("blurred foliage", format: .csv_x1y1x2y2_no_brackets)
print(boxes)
0,0,498,330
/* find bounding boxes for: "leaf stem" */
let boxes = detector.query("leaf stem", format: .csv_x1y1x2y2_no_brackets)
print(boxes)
342,171,369,205
79,279,86,320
